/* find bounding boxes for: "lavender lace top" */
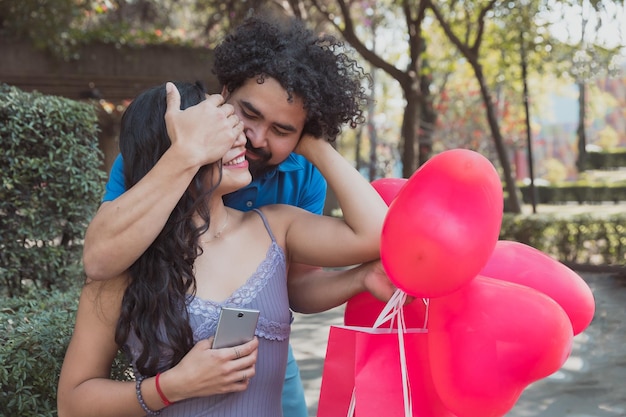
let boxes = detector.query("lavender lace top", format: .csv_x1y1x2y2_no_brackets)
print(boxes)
125,209,292,416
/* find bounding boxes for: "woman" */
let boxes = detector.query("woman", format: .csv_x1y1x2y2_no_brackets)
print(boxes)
57,81,388,417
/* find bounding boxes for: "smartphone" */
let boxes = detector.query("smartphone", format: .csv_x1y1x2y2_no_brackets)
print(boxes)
212,307,260,349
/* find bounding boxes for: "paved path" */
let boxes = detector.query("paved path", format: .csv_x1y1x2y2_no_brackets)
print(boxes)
290,270,626,417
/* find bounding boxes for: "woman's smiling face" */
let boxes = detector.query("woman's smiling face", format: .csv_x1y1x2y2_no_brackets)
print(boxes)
218,130,252,193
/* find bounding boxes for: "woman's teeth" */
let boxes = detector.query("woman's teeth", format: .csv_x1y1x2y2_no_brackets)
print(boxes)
225,155,245,166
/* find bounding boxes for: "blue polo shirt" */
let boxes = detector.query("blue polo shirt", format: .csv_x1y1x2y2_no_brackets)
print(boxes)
223,154,326,214
103,153,327,214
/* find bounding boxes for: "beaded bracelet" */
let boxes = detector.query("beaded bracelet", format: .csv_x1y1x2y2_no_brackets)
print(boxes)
136,375,161,416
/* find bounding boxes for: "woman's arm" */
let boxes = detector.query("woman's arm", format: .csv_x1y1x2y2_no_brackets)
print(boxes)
57,276,259,417
268,136,390,312
57,277,150,417
280,136,388,267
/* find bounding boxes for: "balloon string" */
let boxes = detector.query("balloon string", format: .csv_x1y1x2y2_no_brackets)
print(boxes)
348,388,356,416
348,289,419,417
371,290,430,331
373,289,413,417
422,298,430,329
396,300,413,417
348,289,408,417
372,288,406,329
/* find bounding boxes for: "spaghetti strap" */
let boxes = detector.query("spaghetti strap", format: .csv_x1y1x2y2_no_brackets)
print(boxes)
252,208,277,242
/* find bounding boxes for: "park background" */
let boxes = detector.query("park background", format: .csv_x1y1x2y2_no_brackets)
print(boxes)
2,0,626,201
1,1,626,416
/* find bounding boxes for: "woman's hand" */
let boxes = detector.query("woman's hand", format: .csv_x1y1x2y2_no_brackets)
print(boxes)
158,337,259,402
293,134,329,161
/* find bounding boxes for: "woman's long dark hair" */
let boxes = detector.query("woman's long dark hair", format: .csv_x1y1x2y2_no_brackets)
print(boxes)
114,81,221,376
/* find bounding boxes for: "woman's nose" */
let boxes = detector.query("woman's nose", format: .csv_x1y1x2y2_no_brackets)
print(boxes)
235,130,246,146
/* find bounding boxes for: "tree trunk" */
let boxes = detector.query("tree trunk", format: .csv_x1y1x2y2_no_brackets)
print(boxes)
576,81,587,172
355,125,363,172
418,65,436,166
401,88,421,178
473,62,522,213
425,0,521,213
368,68,378,180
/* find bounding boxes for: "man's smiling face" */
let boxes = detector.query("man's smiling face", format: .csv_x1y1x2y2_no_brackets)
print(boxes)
224,77,307,178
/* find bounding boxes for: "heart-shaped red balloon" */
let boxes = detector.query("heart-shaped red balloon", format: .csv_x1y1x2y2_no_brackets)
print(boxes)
371,178,408,206
480,240,595,335
428,276,573,417
381,149,503,298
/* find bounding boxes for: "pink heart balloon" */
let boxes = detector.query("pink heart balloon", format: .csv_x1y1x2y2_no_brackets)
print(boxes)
480,240,595,335
428,276,573,417
371,178,408,206
381,149,503,298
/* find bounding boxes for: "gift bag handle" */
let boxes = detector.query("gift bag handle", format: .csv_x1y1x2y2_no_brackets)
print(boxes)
347,289,427,417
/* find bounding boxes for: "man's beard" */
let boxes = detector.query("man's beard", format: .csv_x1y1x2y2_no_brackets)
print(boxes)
246,140,276,179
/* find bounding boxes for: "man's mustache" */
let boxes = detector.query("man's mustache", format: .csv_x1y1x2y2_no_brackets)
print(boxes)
245,139,271,161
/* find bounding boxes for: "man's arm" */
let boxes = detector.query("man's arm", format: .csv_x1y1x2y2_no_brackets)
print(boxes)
287,261,396,314
83,83,243,280
83,150,199,280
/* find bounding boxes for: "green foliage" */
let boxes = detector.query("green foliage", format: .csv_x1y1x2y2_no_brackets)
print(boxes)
0,0,238,59
587,150,626,170
0,287,132,417
0,289,78,417
519,184,626,204
0,0,90,59
0,84,106,297
501,212,626,265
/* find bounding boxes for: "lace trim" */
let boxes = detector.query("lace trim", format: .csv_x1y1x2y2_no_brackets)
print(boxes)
126,241,290,372
256,316,291,341
188,241,289,342
192,314,291,342
188,241,285,313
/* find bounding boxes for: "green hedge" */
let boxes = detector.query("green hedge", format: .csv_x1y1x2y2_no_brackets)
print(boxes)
519,184,626,205
501,212,626,266
587,150,626,170
0,84,106,297
0,288,132,417
0,289,79,417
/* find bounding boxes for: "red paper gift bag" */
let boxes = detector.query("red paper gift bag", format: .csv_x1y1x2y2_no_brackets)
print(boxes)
317,326,358,416
317,326,454,417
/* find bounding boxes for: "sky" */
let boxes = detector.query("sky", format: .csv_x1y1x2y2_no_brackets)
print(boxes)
546,1,626,52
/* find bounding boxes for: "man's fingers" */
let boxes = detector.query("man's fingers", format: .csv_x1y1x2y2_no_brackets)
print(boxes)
229,114,241,127
205,94,226,107
165,82,181,113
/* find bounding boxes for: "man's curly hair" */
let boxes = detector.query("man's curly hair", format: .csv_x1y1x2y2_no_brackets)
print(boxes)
213,15,369,141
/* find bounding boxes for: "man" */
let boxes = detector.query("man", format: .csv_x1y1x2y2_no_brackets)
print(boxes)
83,15,393,416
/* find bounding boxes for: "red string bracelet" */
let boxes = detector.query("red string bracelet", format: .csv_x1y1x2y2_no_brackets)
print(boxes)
155,372,173,406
